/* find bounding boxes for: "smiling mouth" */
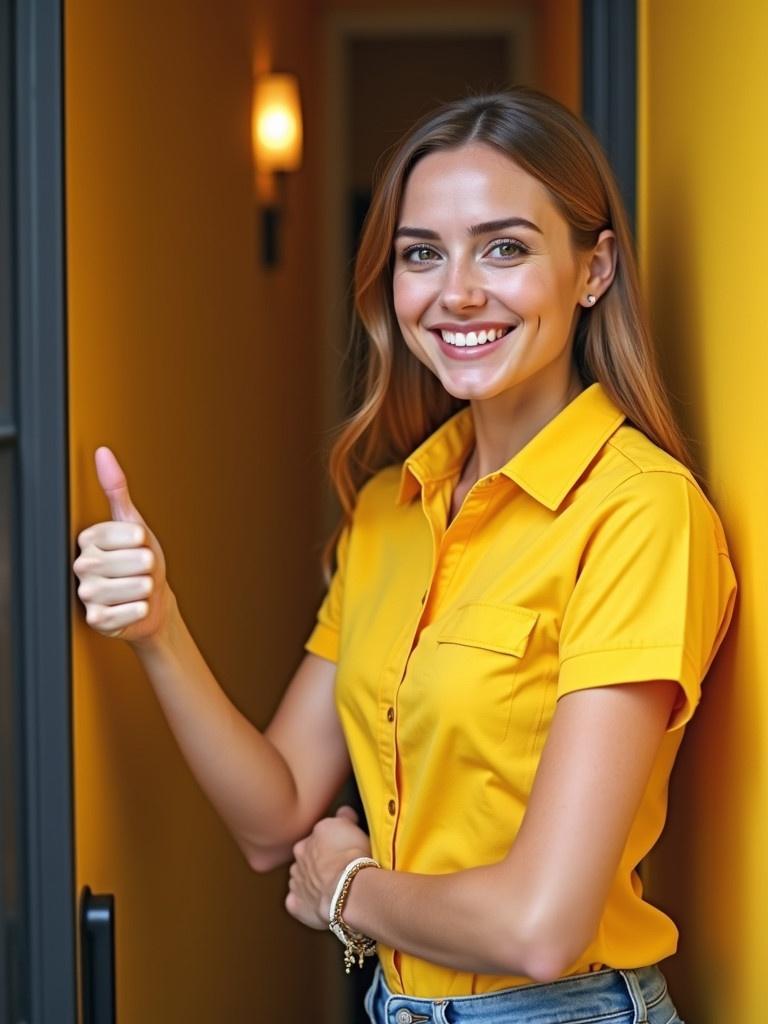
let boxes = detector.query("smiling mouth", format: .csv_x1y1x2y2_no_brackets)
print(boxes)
430,325,518,350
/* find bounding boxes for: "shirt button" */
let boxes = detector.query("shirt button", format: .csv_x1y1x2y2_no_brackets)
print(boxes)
396,1011,413,1024
387,706,395,722
388,798,396,816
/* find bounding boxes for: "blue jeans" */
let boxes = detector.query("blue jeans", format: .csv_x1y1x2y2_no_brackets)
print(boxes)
363,961,685,1024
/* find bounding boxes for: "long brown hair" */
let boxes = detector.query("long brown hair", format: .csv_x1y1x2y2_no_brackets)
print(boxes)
324,86,697,576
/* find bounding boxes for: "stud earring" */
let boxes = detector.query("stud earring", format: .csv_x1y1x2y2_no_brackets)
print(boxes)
586,294,597,305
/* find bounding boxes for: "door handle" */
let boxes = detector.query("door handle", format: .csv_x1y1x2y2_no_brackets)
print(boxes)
80,886,116,1023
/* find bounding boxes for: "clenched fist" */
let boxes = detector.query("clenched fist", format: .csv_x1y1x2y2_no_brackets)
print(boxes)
73,447,174,644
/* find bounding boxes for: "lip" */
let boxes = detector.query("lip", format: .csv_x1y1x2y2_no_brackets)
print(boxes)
429,324,520,360
428,321,518,332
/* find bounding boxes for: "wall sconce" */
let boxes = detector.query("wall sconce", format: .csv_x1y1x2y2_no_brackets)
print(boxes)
252,72,303,268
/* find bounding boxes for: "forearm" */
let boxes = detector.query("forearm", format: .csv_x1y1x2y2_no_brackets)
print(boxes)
342,862,537,978
129,589,300,863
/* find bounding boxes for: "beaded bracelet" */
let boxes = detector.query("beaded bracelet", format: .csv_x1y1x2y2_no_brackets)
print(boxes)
328,856,380,972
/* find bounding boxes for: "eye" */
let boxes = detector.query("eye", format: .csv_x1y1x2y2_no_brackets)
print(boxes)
400,243,440,264
487,238,529,259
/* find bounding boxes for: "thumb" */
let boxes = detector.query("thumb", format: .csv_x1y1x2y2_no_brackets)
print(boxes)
335,805,359,824
94,446,145,525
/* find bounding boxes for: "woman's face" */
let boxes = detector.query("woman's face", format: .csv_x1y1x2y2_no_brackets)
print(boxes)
391,142,611,403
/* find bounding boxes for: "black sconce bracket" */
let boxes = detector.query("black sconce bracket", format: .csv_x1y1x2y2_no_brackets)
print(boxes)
261,169,288,269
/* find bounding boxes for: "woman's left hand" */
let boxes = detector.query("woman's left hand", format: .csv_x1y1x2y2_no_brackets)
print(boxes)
285,805,372,929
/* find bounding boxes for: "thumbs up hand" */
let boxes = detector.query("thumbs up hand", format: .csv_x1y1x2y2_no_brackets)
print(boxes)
73,447,174,644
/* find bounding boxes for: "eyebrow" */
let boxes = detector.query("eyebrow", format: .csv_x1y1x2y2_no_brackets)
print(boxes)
393,217,543,241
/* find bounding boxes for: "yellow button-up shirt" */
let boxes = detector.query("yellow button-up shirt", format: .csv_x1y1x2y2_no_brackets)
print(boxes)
305,381,737,997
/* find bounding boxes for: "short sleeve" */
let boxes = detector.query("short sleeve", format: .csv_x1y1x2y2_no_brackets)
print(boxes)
304,521,351,664
558,471,737,731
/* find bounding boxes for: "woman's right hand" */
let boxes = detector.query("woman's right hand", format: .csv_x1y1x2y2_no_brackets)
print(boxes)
73,446,174,645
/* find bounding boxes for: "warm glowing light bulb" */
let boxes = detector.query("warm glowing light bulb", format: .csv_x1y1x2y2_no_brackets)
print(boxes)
258,108,298,152
252,74,303,172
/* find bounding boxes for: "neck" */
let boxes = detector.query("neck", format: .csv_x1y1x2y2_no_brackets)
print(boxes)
463,366,584,482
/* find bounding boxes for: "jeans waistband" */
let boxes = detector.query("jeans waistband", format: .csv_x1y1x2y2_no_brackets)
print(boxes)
365,960,670,1024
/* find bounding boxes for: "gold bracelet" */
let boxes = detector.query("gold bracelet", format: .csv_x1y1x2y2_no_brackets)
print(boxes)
328,856,379,972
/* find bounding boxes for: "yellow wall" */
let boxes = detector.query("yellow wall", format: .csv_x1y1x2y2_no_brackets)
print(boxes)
66,1,334,1019
638,2,766,1020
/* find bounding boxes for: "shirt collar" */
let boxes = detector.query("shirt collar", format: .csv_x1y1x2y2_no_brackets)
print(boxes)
396,381,627,511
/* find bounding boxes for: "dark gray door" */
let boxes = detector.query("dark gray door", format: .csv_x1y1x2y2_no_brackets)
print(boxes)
582,0,637,236
1,1,76,1021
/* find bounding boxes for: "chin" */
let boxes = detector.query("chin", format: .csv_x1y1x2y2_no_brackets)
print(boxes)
436,371,511,403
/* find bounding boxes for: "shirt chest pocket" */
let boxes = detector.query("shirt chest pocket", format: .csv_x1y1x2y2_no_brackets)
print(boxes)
430,602,540,747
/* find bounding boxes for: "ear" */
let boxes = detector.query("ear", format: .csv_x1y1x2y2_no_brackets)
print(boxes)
579,229,617,308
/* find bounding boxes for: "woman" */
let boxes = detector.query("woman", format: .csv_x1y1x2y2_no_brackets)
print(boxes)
73,88,737,1023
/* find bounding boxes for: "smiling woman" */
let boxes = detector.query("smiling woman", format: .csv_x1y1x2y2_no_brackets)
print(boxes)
296,87,737,1023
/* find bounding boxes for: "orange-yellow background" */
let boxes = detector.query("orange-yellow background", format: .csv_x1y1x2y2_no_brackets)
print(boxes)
66,2,328,1020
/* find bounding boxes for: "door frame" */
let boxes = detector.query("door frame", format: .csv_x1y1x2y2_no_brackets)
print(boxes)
582,0,637,237
3,0,76,1019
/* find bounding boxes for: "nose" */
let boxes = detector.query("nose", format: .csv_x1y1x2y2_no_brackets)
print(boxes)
439,256,487,312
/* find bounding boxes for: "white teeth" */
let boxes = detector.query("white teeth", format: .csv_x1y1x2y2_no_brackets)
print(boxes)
439,326,514,346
